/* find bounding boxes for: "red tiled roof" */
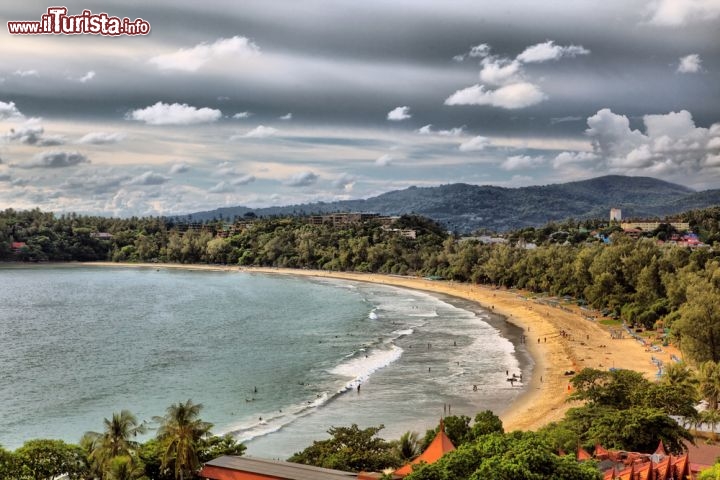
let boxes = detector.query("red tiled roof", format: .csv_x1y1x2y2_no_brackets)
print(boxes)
394,422,455,477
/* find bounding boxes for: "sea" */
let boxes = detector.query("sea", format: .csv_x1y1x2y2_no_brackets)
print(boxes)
0,266,531,458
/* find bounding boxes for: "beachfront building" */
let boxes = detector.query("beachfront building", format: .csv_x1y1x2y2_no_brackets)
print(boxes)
577,441,692,479
199,456,359,480
199,420,454,480
392,419,456,477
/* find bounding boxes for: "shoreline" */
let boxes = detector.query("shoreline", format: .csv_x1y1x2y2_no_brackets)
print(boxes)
59,262,678,431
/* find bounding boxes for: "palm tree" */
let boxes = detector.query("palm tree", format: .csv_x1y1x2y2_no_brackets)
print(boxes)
698,361,720,410
154,399,212,480
395,431,421,461
662,361,698,390
83,410,146,477
107,455,145,480
701,409,720,442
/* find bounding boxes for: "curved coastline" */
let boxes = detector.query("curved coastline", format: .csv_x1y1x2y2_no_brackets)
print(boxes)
79,262,676,432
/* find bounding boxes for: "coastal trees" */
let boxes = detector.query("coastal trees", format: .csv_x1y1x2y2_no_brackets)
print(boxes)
288,424,401,472
14,439,89,480
394,431,421,462
674,263,720,364
405,431,602,480
83,410,146,476
154,399,212,480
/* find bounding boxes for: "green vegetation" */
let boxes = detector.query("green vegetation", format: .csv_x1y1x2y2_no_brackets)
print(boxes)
0,400,244,480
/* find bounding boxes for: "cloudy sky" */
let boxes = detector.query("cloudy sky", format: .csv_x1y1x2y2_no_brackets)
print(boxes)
0,0,719,216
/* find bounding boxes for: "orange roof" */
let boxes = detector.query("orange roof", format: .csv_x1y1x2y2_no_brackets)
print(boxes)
634,462,651,480
616,465,633,480
654,440,667,456
603,468,615,480
595,444,610,458
577,447,592,461
394,422,455,477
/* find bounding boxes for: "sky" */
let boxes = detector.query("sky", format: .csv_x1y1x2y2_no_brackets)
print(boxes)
0,0,719,216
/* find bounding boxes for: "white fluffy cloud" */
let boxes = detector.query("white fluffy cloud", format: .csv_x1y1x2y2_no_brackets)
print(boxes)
285,171,318,187
580,108,720,174
677,54,702,73
417,124,464,136
387,106,411,121
648,0,720,26
501,155,544,171
232,174,256,185
78,71,96,83
445,82,546,109
13,70,38,78
236,125,278,139
0,101,23,120
375,154,393,166
209,181,234,193
149,36,260,72
127,102,222,125
5,120,65,146
333,173,356,191
128,171,171,185
479,58,522,85
279,113,293,120
169,163,189,174
459,136,491,152
77,131,126,145
21,151,89,169
233,112,252,119
552,151,598,169
516,41,590,63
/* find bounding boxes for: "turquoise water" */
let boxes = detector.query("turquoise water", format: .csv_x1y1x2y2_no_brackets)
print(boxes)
0,266,530,457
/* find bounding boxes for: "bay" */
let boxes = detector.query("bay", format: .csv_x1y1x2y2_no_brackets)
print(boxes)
0,266,530,457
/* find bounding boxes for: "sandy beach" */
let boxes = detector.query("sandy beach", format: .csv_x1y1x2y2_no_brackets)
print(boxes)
85,262,680,432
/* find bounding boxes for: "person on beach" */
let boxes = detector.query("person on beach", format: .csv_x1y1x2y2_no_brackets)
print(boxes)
357,384,360,393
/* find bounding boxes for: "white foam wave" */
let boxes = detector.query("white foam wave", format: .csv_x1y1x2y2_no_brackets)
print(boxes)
391,328,414,337
368,309,379,320
329,345,403,391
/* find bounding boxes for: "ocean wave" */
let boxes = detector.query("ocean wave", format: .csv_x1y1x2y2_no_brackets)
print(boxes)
329,344,403,391
368,309,379,320
221,345,404,444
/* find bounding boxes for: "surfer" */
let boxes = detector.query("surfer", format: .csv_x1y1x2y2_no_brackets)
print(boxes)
254,386,258,393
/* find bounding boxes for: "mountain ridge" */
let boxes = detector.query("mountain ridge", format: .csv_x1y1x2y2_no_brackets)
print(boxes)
184,175,714,232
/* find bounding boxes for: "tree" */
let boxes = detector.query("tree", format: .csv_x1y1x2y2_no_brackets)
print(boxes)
698,361,720,410
569,368,648,410
83,410,146,476
197,434,246,463
288,424,401,473
154,399,212,480
0,445,19,479
15,439,89,480
405,431,601,480
107,455,145,480
674,265,720,364
394,432,421,462
469,410,504,440
563,406,693,454
421,415,472,450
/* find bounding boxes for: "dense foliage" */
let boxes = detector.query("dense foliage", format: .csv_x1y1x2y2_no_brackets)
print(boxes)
0,400,244,480
6,207,720,365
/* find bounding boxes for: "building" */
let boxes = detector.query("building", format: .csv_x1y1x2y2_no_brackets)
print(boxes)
620,221,690,232
577,441,692,480
199,420,454,480
610,208,622,222
10,241,26,253
90,232,113,240
393,420,456,477
200,456,358,480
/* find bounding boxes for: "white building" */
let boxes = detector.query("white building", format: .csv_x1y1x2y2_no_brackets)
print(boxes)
610,208,622,221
